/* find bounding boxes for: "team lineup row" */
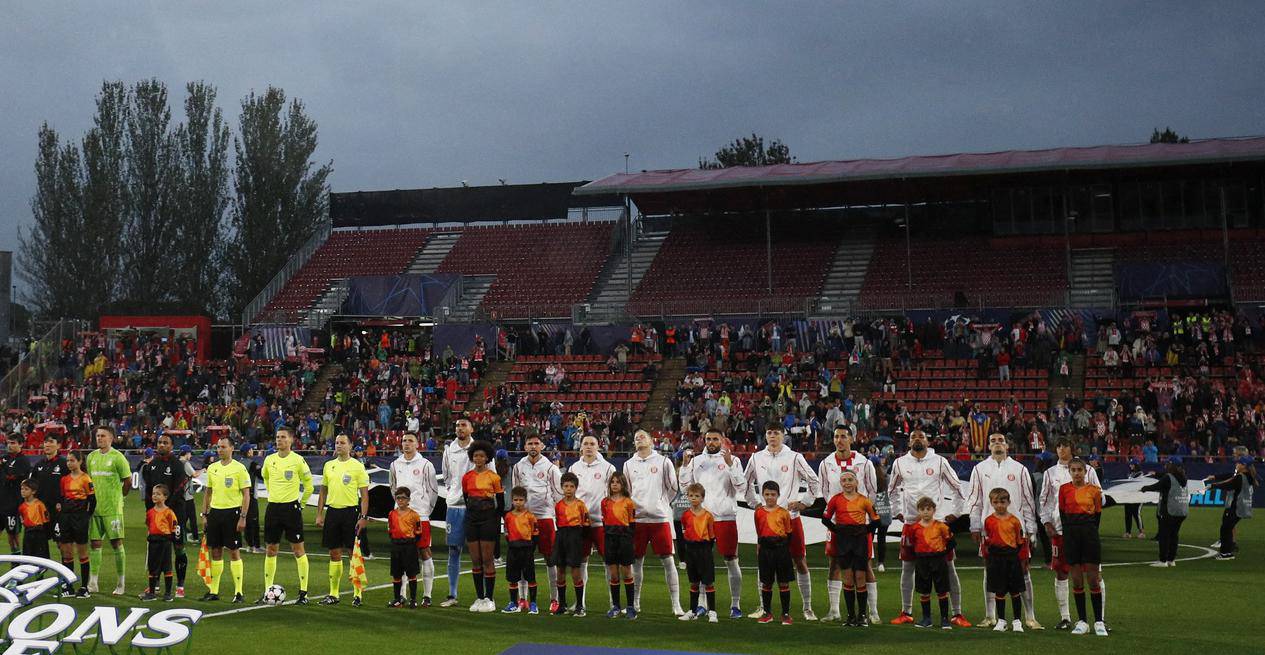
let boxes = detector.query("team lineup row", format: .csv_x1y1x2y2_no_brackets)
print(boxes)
5,422,1245,636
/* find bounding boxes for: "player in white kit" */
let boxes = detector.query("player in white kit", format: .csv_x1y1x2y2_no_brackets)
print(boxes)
743,426,821,620
679,428,746,618
512,433,563,608
1039,437,1104,630
389,432,439,605
624,430,684,616
817,426,881,623
965,433,1040,629
887,429,971,627
568,434,615,612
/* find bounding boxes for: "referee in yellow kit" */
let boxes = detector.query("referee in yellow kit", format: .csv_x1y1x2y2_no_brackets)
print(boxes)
316,434,370,607
199,437,251,603
258,426,314,605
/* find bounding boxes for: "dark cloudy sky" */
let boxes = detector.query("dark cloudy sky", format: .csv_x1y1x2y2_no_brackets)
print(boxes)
3,1,1264,256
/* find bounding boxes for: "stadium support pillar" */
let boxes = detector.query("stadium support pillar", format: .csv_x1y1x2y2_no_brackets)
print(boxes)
902,202,912,297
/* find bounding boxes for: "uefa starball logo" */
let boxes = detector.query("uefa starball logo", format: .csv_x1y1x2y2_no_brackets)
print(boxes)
0,555,202,653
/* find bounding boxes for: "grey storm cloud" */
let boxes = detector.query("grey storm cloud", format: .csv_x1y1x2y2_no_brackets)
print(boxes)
2,1,1264,257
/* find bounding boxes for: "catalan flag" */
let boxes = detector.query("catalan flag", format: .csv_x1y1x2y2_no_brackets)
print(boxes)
196,538,214,587
348,533,368,596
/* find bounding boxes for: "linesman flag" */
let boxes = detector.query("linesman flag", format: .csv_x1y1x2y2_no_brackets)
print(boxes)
348,533,368,596
196,538,214,587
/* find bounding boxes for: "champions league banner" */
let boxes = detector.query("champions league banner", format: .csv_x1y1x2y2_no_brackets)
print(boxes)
0,555,202,654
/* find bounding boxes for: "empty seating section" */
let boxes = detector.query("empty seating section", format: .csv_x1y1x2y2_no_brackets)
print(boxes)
629,216,844,315
868,352,1048,413
502,354,656,421
434,223,615,318
858,236,1066,309
261,228,432,320
1089,229,1263,300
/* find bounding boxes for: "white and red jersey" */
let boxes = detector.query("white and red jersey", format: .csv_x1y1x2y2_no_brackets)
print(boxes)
678,451,745,521
1038,459,1101,534
440,438,474,508
569,455,616,525
389,454,438,518
512,455,563,520
623,450,679,524
818,450,877,501
887,449,964,521
964,456,1037,535
744,446,821,519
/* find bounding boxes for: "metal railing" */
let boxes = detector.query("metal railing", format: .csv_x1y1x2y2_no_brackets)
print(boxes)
302,279,350,329
241,219,332,326
0,319,89,410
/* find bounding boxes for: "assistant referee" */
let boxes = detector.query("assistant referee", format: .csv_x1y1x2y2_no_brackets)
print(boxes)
259,426,314,605
199,437,251,603
316,434,369,607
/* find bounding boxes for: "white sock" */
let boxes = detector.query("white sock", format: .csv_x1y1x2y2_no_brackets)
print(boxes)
1099,575,1106,621
866,581,878,616
983,570,996,620
663,556,682,611
726,558,742,610
946,560,962,614
547,565,559,602
421,558,434,598
1055,578,1070,621
827,580,842,615
1022,570,1036,621
796,570,813,612
900,561,914,613
632,558,644,609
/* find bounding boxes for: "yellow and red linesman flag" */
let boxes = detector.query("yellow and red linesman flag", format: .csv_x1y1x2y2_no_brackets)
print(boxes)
196,538,214,587
348,535,368,595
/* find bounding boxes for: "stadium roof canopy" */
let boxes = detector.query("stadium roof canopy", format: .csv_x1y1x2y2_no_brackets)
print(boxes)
574,136,1265,214
331,181,623,228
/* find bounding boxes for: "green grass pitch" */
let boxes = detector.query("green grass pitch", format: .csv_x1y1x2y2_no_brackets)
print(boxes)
26,498,1260,655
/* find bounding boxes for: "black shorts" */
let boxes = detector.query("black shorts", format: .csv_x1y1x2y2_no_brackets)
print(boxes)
833,532,870,572
985,551,1025,595
22,529,48,560
264,501,305,544
57,512,90,544
552,526,586,568
757,540,793,584
321,507,359,550
464,507,500,542
914,555,950,595
0,514,20,536
390,541,420,578
206,508,242,550
682,541,715,586
603,527,634,567
1063,524,1101,565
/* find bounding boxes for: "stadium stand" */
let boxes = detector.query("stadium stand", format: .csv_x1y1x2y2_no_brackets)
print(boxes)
628,215,846,316
260,228,433,320
858,235,1068,310
868,352,1048,413
433,222,615,318
482,353,657,425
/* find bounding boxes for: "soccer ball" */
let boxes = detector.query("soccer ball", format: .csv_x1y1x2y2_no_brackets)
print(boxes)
263,584,286,605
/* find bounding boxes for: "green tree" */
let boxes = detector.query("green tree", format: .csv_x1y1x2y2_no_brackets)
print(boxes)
1150,127,1190,144
173,81,231,314
18,125,85,317
225,87,332,317
78,81,130,315
121,79,182,304
699,133,795,169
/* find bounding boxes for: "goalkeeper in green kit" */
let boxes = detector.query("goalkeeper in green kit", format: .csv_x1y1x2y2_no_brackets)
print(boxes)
86,426,132,594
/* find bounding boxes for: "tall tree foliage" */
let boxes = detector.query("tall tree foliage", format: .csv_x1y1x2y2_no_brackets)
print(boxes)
121,79,181,303
225,87,332,317
19,126,85,317
699,133,795,169
174,82,231,312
